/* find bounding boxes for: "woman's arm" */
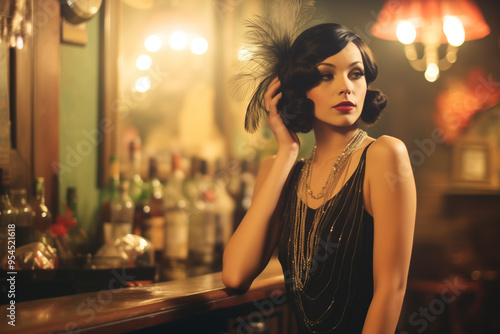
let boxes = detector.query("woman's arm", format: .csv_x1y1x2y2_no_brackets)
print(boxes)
362,136,416,334
222,78,300,291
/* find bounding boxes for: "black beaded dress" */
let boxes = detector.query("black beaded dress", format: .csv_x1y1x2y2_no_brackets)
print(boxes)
278,143,399,334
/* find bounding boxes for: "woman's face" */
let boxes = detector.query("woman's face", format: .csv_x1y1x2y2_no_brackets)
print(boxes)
306,42,367,128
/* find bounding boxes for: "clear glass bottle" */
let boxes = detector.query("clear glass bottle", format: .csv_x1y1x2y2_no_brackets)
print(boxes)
110,180,134,241
31,177,54,235
163,153,189,280
0,168,18,262
11,188,35,247
183,156,201,204
188,159,216,270
213,159,235,270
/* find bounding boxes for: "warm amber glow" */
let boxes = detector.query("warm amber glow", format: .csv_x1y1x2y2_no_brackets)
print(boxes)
135,77,151,92
396,21,416,44
371,0,490,81
443,16,465,46
424,63,439,82
371,0,490,43
237,47,253,61
145,35,162,52
136,55,152,70
190,37,208,55
169,31,188,50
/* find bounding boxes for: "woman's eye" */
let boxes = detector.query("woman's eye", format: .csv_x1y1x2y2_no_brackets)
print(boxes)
351,70,365,79
320,73,333,81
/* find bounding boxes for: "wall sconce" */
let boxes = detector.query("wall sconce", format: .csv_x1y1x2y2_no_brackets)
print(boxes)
371,0,490,82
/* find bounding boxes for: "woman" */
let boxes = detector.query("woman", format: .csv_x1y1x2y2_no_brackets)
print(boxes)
223,23,416,334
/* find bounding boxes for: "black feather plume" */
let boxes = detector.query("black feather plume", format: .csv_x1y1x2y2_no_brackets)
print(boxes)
230,0,317,133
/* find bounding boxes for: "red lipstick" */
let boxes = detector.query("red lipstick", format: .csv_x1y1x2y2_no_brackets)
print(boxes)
333,101,355,112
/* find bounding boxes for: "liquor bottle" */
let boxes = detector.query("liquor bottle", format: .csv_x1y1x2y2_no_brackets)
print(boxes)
0,168,17,262
183,156,201,204
233,160,256,231
188,159,216,270
110,180,134,241
163,153,189,280
128,138,145,204
31,177,54,236
66,187,89,257
11,188,35,247
100,156,120,246
213,159,235,270
141,157,166,265
96,162,133,268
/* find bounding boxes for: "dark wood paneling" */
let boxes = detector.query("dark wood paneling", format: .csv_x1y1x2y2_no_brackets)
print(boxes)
32,0,60,213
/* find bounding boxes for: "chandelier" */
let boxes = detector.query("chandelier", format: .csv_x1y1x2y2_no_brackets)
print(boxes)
371,0,490,82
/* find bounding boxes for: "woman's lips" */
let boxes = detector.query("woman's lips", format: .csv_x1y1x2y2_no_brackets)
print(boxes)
333,101,355,112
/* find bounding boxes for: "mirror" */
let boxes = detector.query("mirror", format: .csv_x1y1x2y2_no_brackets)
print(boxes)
99,0,276,281
100,0,269,184
0,0,33,190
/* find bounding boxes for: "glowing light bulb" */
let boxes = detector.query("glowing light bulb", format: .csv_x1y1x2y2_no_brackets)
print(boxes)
396,21,416,44
136,55,152,70
190,37,208,55
237,47,253,61
135,77,151,92
425,63,440,82
145,35,162,52
169,31,187,50
16,36,24,50
443,16,465,47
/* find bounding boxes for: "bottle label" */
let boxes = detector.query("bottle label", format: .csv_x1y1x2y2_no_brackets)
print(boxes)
164,209,189,260
189,210,216,262
103,222,132,242
143,216,165,251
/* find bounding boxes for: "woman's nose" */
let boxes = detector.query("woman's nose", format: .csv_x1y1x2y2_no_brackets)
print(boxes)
337,76,352,95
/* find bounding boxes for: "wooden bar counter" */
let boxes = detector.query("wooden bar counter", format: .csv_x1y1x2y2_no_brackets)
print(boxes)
1,258,295,334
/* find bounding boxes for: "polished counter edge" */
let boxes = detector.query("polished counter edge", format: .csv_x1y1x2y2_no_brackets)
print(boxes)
0,258,285,334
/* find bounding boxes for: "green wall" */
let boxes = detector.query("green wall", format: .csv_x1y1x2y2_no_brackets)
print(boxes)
59,14,101,239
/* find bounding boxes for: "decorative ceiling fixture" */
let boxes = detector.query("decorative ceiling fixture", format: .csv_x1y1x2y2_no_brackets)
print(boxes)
371,0,490,82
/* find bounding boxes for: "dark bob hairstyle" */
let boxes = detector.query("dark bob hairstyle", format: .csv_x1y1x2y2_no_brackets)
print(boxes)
277,23,387,133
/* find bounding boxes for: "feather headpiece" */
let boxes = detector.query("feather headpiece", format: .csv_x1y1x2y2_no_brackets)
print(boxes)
231,0,318,133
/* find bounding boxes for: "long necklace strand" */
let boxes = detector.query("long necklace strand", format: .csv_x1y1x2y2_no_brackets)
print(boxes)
292,129,367,332
292,129,367,316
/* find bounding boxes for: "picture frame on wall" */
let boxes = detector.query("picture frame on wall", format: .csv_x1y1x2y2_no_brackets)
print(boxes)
452,138,498,190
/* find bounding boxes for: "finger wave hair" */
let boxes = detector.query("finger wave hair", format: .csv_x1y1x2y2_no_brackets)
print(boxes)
276,23,387,133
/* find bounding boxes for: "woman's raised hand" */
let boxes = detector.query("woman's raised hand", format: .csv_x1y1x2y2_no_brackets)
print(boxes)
264,77,300,154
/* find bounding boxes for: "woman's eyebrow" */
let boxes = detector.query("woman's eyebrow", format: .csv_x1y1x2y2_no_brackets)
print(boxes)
317,61,362,68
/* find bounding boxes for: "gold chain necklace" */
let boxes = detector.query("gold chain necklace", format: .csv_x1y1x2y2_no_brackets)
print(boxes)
293,129,367,291
306,130,367,199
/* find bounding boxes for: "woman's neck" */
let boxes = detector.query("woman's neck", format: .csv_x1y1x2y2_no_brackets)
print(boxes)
312,122,360,166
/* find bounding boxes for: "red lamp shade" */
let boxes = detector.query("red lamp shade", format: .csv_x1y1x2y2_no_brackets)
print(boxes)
371,0,490,44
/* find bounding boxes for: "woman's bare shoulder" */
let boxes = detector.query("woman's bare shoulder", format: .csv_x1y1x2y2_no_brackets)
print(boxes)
367,135,409,160
365,135,410,179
